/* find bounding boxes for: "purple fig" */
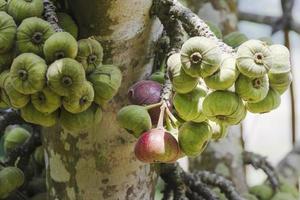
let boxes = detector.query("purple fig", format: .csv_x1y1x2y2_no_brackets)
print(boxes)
134,128,180,163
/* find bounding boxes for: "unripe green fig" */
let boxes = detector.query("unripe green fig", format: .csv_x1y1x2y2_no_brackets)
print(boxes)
179,121,212,156
0,50,14,72
204,54,239,90
4,126,31,153
10,53,47,94
237,39,272,78
246,88,281,113
209,121,228,140
242,193,258,200
279,180,299,198
33,146,44,166
149,71,164,84
62,81,94,113
269,44,291,74
249,184,273,200
268,71,292,94
0,11,17,53
76,38,104,73
167,53,198,94
205,21,222,39
17,17,55,56
0,0,6,11
7,0,43,23
57,12,78,39
271,192,297,200
60,104,103,133
203,90,246,125
235,74,269,103
0,167,25,199
44,32,78,63
223,31,248,48
117,105,152,138
47,58,86,96
173,85,207,122
180,36,222,78
21,103,58,127
88,65,122,106
31,87,61,114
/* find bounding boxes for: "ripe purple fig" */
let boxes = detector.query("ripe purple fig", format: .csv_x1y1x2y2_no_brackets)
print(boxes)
134,128,180,163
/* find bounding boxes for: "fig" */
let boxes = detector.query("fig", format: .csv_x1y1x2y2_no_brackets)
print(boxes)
167,53,198,94
4,126,31,153
209,121,228,140
10,53,47,94
203,90,246,125
205,21,222,39
173,85,207,122
0,167,25,199
57,12,78,39
268,71,292,94
33,146,44,166
181,36,222,78
88,65,122,105
236,39,272,78
31,87,61,114
0,50,14,72
204,54,239,90
21,103,58,127
7,0,43,22
271,192,296,200
47,58,86,96
223,31,248,48
17,17,55,56
134,128,180,163
246,88,281,113
60,104,103,133
269,44,291,74
0,0,6,11
149,71,164,84
178,121,212,157
0,11,17,53
117,105,152,138
62,81,94,113
43,32,78,63
76,38,104,73
235,74,269,103
249,184,273,200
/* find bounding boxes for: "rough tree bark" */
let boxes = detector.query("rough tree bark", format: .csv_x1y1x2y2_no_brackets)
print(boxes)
42,1,161,199
187,0,249,194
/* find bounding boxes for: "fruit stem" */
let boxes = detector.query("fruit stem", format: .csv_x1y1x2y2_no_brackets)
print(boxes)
157,102,167,129
145,102,163,110
165,106,179,127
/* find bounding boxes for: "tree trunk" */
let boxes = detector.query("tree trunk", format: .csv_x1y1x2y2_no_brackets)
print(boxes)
42,1,161,199
187,0,248,193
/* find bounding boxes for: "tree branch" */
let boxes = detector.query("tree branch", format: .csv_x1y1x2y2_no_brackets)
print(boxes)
43,0,63,32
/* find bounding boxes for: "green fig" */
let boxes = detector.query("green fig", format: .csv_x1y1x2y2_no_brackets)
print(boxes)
17,17,55,56
271,192,297,200
179,121,212,156
209,121,228,140
0,0,6,11
0,71,12,107
167,53,198,94
43,32,78,63
279,180,299,198
88,65,122,106
33,146,44,166
47,58,86,96
0,50,14,72
0,167,25,199
180,36,222,78
76,38,104,73
57,12,78,39
223,31,248,48
0,11,17,53
205,21,222,39
117,105,152,138
10,53,47,94
242,193,258,200
268,71,292,94
7,0,43,23
62,81,94,113
173,85,207,122
249,184,273,200
4,126,31,153
246,88,281,113
204,54,239,90
235,74,269,103
203,90,246,125
60,104,103,133
31,87,61,114
236,39,273,78
269,44,291,74
21,103,58,127
149,71,165,84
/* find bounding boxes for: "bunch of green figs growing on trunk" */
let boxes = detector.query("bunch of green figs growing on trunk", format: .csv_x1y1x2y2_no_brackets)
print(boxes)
0,2,123,133
117,32,292,163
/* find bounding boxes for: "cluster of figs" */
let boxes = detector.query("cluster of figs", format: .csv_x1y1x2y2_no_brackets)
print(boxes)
0,0,122,132
0,125,45,199
118,35,292,163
